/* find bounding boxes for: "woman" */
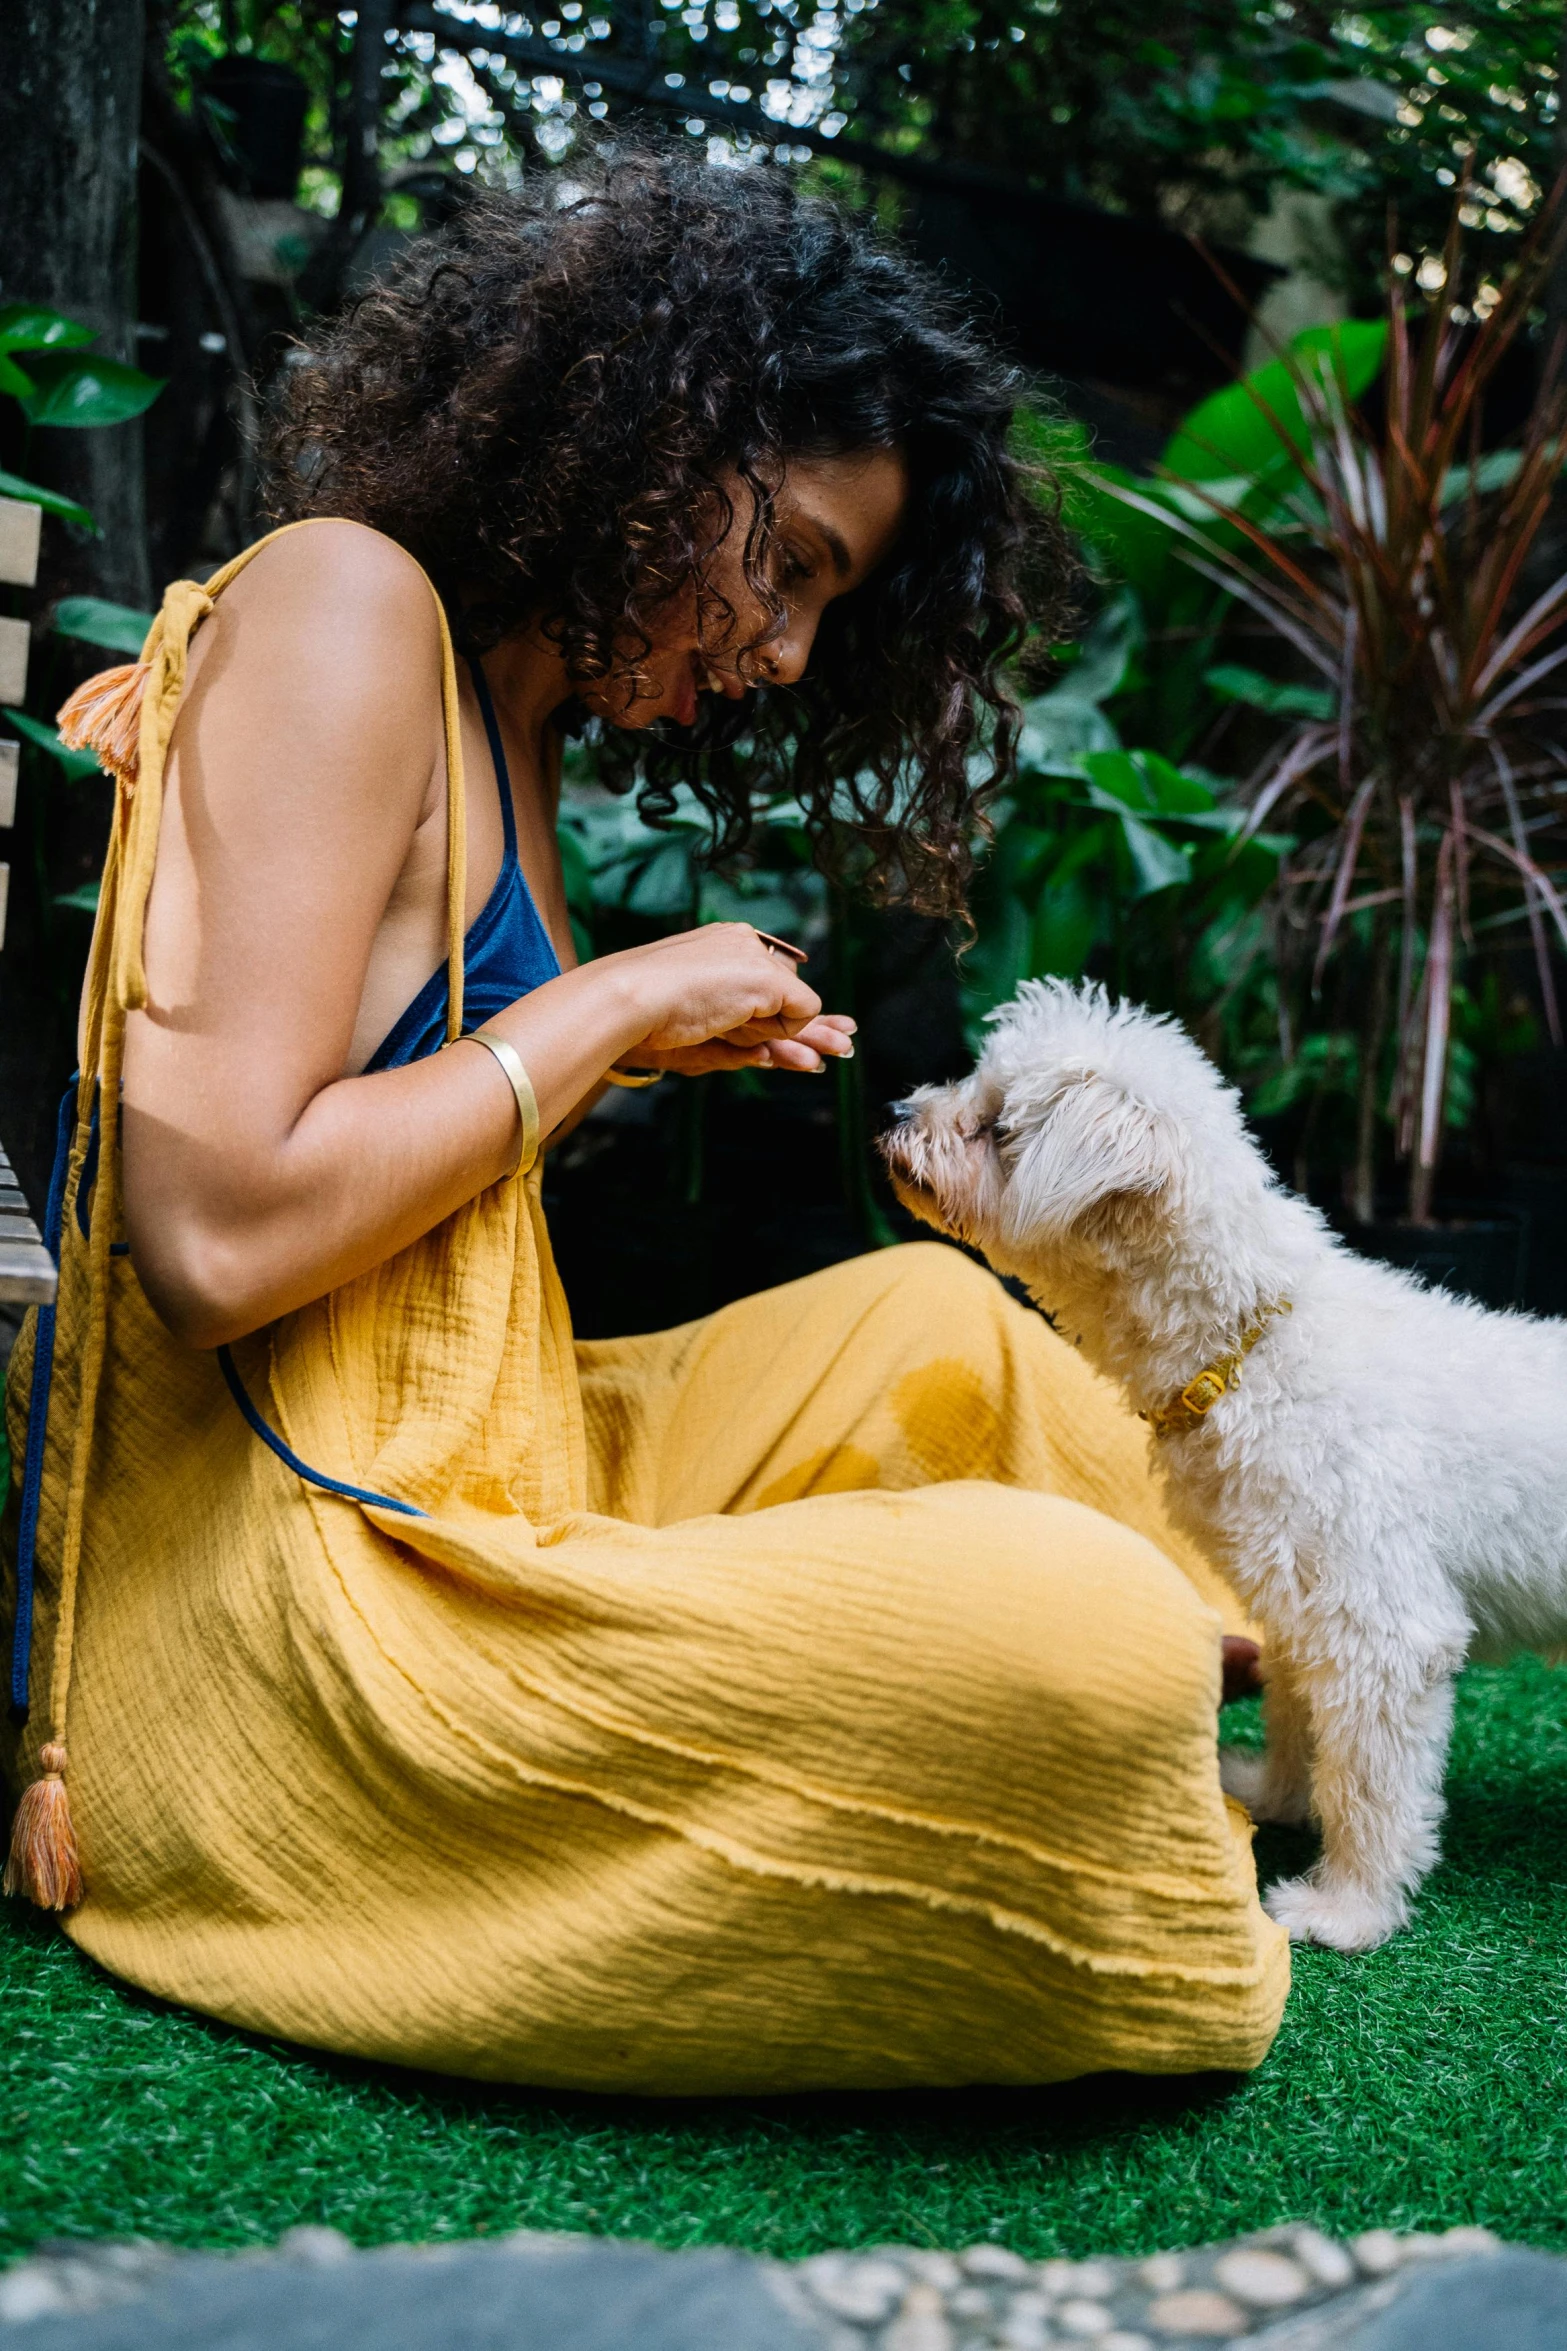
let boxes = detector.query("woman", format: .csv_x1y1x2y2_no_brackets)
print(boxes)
4,152,1286,2091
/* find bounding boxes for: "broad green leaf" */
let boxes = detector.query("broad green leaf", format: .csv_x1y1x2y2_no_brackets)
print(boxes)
0,354,36,401
1081,749,1156,812
53,882,102,912
17,351,166,428
3,707,102,779
0,303,96,354
1119,811,1191,898
1206,663,1335,719
1016,693,1119,776
1134,750,1218,815
994,818,1060,897
1057,590,1141,707
1066,462,1182,597
1028,876,1098,980
625,840,696,919
0,468,95,529
556,819,595,919
961,889,1032,1032
54,595,154,655
1162,320,1388,486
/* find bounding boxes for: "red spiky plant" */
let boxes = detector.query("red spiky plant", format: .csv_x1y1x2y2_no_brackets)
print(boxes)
1110,201,1567,1224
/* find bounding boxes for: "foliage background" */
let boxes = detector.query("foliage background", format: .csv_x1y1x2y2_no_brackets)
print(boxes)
2,0,1566,1274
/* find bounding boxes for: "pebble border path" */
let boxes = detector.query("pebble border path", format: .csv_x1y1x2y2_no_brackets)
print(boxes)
777,2225,1506,2348
0,2222,1529,2345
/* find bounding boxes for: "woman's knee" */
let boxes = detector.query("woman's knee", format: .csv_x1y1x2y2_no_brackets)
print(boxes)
870,1238,1010,1322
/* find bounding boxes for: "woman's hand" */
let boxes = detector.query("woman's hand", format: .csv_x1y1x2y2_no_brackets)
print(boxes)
605,925,856,1075
631,1012,856,1078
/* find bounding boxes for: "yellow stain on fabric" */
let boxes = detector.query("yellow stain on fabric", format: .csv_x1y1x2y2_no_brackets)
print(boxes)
2,522,1288,2094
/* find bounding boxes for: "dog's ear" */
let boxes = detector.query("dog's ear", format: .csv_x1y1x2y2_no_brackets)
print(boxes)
999,1070,1178,1244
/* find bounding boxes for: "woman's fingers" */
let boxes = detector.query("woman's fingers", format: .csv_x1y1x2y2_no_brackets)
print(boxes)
761,1038,828,1073
720,1011,853,1052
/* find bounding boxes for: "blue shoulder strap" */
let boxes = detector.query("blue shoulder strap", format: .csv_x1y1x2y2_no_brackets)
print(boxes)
7,1084,425,1727
10,1084,77,1722
216,1346,426,1519
467,654,520,864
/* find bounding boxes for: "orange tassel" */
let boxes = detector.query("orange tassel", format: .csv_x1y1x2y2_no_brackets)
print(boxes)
57,662,149,789
3,1742,83,1910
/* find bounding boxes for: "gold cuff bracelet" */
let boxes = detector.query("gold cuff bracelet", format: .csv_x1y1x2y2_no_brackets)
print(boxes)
457,1028,540,1176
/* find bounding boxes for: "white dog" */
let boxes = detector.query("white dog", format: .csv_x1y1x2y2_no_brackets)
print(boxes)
881,977,1567,1952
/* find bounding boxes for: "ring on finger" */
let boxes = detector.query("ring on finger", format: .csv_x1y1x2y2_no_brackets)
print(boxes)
753,928,809,964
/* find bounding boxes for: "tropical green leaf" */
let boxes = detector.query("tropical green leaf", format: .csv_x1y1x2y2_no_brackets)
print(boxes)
1066,461,1182,597
0,468,95,529
1161,319,1388,486
1016,693,1119,776
0,354,36,401
1119,811,1192,897
1028,875,1099,979
2,708,102,780
16,351,166,429
53,882,102,913
1133,749,1218,815
54,595,154,655
961,889,1032,1034
1205,663,1336,719
0,303,96,354
624,840,696,919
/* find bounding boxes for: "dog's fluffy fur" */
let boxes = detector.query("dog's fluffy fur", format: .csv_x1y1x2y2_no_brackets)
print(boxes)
882,977,1567,1952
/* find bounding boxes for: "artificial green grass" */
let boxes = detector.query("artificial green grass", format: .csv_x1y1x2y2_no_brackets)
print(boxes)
1,1658,1564,2263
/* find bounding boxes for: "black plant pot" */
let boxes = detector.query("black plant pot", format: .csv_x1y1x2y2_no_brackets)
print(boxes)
1335,1204,1530,1312
1498,1164,1567,1317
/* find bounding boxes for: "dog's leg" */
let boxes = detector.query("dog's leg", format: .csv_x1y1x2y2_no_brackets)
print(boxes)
1263,1639,1458,1953
1220,1651,1314,1825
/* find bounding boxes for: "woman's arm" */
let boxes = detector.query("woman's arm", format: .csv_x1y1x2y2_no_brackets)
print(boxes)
121,526,827,1349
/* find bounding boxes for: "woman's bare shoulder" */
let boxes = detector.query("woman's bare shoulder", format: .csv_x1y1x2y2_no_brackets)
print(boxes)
184,519,445,772
216,518,440,654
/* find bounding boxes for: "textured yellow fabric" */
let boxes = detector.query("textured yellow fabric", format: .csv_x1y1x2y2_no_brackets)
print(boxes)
3,533,1288,2092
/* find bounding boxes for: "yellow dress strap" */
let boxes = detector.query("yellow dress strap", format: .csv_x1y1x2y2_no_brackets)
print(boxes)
5,520,469,1911
57,518,467,1040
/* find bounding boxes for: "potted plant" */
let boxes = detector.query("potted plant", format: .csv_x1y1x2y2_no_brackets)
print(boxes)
1092,207,1567,1298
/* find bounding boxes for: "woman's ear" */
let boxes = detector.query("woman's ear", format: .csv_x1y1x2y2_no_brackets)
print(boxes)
999,1071,1178,1245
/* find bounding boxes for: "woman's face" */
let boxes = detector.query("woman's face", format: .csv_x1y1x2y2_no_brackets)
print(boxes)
582,445,908,731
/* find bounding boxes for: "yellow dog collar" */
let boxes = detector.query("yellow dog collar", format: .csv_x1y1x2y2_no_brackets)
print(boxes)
1144,1301,1292,1440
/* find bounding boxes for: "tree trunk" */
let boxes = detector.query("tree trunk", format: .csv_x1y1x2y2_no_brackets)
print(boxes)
0,0,151,611
0,0,148,1222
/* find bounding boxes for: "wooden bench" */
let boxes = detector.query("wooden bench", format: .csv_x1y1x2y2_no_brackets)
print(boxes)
0,1141,55,1306
1,493,59,1304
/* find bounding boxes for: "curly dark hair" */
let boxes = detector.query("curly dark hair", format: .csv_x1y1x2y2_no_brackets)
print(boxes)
266,143,1072,915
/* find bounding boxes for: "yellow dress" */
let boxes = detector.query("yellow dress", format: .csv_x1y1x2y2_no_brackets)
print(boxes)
3,530,1288,2093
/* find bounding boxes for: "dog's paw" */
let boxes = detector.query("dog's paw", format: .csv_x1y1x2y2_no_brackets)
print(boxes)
1219,1746,1313,1825
1263,1872,1405,1952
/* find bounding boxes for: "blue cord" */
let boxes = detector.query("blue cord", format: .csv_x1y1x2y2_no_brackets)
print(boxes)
10,1085,77,1723
216,1347,427,1518
6,1086,425,1728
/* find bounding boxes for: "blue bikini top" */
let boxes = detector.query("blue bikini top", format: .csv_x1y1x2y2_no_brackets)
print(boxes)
364,653,561,1071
